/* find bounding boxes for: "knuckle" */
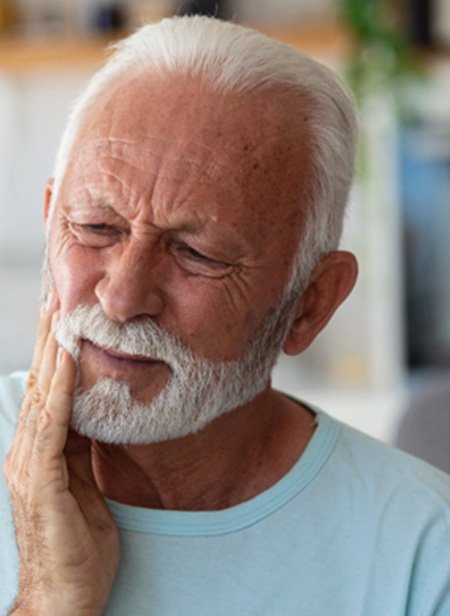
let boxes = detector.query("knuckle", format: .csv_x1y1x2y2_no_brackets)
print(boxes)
37,407,52,432
30,387,45,407
22,384,45,411
3,460,24,495
34,407,65,453
6,472,21,495
26,369,38,388
3,449,46,503
6,465,40,504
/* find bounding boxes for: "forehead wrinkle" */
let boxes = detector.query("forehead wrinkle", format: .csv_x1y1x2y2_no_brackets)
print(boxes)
63,164,228,232
66,174,227,235
66,197,120,216
84,136,238,186
89,197,130,222
67,174,137,207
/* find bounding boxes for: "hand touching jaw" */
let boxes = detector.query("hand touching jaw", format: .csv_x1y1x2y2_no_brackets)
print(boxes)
4,299,120,615
54,298,295,445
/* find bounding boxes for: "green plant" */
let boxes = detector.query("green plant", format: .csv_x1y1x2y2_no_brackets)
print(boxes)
341,0,420,100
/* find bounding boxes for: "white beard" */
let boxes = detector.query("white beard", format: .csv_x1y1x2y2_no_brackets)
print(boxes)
54,296,296,445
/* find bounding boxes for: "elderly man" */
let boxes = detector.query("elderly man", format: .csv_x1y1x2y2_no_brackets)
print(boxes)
1,16,449,616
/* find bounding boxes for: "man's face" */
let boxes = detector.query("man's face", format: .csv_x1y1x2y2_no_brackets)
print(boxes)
46,75,311,424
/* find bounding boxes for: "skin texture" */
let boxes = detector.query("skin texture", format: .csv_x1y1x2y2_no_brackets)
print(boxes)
4,74,357,614
4,296,119,615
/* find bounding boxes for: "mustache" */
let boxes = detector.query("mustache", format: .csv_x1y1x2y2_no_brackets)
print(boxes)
55,304,197,369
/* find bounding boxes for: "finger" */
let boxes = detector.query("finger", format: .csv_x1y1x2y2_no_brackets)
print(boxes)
9,349,52,473
27,290,59,389
36,311,60,396
8,383,53,484
33,349,76,464
4,382,47,492
11,312,61,472
19,291,59,428
9,298,62,483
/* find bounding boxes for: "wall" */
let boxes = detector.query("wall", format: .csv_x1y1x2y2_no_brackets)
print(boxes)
0,68,93,372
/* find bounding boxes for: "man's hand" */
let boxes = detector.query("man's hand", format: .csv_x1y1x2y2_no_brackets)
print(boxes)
3,300,119,615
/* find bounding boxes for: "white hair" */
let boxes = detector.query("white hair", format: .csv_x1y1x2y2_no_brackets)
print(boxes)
50,15,357,293
54,278,298,444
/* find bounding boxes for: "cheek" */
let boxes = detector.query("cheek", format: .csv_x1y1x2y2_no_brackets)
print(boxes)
50,244,103,315
162,275,259,360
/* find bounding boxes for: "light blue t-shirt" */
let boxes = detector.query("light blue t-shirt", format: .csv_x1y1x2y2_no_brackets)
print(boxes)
1,372,450,615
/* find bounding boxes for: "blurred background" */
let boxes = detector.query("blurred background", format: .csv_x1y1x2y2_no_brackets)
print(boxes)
1,0,450,470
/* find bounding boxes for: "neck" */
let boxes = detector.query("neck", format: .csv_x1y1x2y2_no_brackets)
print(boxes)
91,388,316,511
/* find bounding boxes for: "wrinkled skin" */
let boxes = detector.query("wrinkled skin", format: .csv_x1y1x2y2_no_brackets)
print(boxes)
48,77,315,398
4,74,357,614
4,295,119,615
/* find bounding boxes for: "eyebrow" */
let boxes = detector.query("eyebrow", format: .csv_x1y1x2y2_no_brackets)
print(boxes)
66,196,247,255
66,197,125,219
93,197,122,214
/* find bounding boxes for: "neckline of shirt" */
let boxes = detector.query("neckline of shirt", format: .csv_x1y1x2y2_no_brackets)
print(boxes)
106,409,341,537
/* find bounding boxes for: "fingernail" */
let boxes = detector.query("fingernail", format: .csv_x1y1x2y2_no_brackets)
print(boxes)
45,289,57,312
57,346,64,367
51,312,61,339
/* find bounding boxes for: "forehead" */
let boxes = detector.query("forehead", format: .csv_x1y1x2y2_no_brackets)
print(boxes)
79,73,305,152
63,74,312,247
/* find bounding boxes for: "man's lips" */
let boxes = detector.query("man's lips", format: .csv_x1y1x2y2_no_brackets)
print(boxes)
76,339,171,395
97,345,152,363
82,339,163,367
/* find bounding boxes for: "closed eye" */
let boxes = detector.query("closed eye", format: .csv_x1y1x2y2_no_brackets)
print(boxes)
182,246,214,262
82,224,118,235
172,243,232,277
69,222,123,248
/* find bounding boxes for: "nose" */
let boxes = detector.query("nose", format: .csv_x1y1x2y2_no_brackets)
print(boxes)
95,244,165,322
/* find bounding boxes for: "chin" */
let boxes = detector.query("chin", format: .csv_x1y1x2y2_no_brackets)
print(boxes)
69,368,265,445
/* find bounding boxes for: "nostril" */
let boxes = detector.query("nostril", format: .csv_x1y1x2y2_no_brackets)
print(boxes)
94,273,164,323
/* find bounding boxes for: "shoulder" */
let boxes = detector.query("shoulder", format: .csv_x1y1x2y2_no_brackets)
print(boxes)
326,412,450,517
318,412,450,614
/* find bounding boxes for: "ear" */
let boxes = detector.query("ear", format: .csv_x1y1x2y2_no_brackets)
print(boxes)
283,251,358,356
43,178,55,225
